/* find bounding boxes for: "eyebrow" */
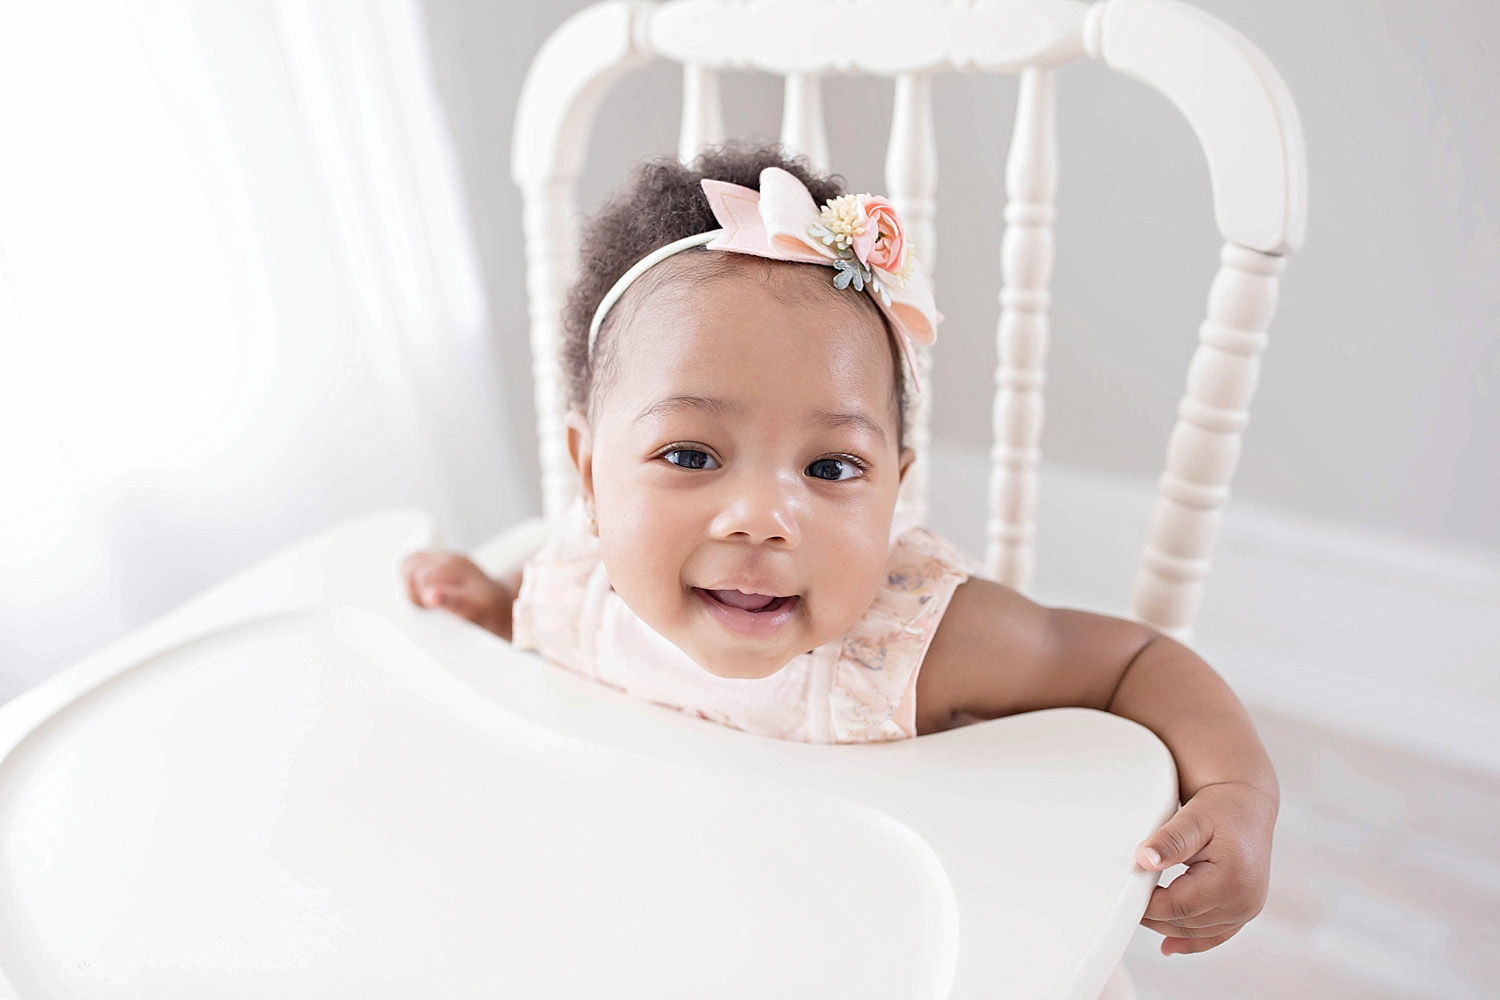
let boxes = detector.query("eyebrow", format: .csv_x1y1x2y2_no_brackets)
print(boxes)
635,395,887,446
634,395,742,423
809,409,888,446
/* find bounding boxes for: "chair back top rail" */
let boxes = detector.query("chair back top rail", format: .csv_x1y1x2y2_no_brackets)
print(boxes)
649,0,1091,75
514,0,1306,255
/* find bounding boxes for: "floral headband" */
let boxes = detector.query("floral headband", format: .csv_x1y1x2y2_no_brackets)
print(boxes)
587,166,941,392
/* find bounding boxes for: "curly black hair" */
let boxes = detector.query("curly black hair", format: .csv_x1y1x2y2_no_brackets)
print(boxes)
561,142,907,446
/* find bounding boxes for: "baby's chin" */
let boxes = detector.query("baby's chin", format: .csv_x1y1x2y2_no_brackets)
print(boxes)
688,648,802,680
666,624,823,679
674,606,859,679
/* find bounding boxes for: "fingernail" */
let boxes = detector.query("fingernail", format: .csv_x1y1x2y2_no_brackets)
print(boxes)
425,587,443,606
1139,846,1162,869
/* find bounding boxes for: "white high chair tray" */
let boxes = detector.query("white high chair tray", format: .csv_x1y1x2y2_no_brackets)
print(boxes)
0,510,1175,1000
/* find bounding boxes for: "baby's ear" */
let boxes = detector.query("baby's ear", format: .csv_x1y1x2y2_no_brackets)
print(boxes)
565,409,596,504
897,447,916,485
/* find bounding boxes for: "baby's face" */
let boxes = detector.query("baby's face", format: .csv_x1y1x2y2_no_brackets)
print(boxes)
573,257,911,679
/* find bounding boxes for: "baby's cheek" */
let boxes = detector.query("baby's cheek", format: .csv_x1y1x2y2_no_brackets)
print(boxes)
598,537,665,611
814,537,889,637
604,534,704,651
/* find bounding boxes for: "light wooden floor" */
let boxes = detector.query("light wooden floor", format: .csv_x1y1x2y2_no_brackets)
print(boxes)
1123,704,1500,1000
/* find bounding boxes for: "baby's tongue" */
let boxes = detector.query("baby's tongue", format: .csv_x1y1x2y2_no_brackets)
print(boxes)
710,589,777,612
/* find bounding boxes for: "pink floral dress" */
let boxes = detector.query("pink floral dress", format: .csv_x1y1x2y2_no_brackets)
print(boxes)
511,502,978,744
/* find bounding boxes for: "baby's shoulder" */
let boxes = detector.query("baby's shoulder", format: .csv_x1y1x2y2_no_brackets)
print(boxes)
914,576,1054,732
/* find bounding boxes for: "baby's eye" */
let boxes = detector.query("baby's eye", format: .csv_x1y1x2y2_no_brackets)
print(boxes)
806,457,862,481
663,448,719,471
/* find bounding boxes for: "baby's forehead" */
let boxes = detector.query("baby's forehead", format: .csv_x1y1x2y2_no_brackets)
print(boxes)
639,252,872,312
633,255,888,353
600,254,901,426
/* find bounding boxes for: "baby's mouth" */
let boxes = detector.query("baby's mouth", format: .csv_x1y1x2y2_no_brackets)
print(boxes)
700,589,796,614
693,588,801,639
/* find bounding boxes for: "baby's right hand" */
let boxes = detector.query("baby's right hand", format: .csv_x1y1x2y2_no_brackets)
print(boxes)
401,550,513,639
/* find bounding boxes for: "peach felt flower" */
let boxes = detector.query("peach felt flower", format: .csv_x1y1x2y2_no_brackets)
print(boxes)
855,196,906,276
810,193,911,299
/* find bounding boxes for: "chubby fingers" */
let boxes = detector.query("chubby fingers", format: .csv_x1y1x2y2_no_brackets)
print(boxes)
1135,804,1244,954
1140,866,1247,956
1156,925,1243,957
427,578,492,621
1136,801,1213,874
402,551,460,609
1134,787,1276,955
1139,856,1266,956
1141,914,1239,941
401,551,508,635
1141,861,1223,925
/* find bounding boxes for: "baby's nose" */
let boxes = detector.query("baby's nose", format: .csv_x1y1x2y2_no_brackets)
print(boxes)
711,477,800,546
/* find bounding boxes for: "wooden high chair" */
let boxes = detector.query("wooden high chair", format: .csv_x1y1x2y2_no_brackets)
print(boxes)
0,2,1301,998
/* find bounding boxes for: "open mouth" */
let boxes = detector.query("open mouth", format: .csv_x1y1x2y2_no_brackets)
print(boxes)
702,589,795,614
693,588,800,637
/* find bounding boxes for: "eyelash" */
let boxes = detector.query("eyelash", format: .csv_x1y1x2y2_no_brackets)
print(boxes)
808,454,870,481
655,445,869,479
658,445,719,471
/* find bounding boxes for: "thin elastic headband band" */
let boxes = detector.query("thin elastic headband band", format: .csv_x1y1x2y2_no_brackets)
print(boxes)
587,230,721,353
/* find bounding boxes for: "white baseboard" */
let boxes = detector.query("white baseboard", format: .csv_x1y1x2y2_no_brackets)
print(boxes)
924,442,1500,776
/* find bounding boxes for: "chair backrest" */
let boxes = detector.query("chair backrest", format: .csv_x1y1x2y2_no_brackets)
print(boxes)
512,0,1307,640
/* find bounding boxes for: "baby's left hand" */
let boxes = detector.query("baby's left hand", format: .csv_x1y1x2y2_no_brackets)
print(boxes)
1134,780,1278,955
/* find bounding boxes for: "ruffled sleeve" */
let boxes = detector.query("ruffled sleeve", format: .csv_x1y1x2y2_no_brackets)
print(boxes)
827,526,979,743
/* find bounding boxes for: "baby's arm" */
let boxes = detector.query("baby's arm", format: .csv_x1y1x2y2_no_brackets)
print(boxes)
917,578,1278,956
402,551,521,642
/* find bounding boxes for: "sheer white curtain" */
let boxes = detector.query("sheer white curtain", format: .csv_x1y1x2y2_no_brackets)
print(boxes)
0,0,527,702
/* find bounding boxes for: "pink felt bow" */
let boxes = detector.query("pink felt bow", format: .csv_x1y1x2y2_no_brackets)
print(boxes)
700,167,940,392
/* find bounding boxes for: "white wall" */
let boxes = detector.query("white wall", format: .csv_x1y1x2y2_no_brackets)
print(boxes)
420,0,1500,554
0,1,528,703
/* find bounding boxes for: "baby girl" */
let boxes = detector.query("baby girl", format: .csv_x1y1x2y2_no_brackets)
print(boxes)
403,144,1278,957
